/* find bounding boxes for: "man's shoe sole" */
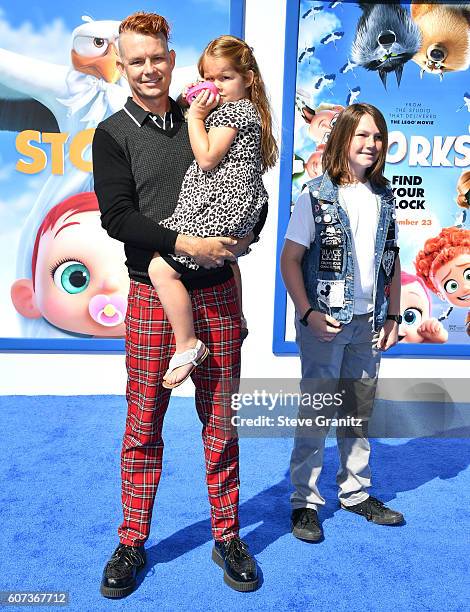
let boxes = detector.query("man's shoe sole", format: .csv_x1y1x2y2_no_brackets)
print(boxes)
100,581,136,599
211,547,259,592
341,505,404,525
291,524,323,542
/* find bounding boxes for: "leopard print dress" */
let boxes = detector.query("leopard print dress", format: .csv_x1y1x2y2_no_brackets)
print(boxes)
160,98,268,270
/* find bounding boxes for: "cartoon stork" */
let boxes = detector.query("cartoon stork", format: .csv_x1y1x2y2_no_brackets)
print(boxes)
0,17,129,134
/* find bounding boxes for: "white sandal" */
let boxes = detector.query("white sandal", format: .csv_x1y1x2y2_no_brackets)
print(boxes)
162,340,209,389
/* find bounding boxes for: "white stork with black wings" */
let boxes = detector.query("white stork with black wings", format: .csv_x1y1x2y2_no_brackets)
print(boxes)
0,17,130,133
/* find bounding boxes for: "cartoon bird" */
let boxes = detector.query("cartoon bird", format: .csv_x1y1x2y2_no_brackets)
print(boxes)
340,58,357,75
351,3,421,89
0,15,196,133
456,93,470,113
298,46,315,64
0,17,128,134
314,74,336,93
346,86,361,105
302,6,324,20
320,32,344,49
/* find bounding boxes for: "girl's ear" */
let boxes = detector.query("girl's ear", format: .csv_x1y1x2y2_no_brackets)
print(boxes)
244,70,254,88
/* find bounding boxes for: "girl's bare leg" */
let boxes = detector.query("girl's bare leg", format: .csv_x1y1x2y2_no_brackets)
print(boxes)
148,254,205,385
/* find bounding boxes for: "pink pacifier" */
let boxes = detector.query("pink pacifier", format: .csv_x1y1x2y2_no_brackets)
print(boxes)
185,81,219,104
88,294,127,327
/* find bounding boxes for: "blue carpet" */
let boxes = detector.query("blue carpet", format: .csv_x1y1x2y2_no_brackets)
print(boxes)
1,396,469,612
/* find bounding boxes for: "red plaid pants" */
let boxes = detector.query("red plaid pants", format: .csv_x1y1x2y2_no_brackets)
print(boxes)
118,277,241,546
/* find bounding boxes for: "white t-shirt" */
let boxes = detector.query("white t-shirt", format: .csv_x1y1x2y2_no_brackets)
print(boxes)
285,182,397,314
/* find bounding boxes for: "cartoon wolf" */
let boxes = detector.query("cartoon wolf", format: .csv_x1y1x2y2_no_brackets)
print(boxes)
351,2,421,88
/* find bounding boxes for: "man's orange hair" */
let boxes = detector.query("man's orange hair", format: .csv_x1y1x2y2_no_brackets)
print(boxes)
119,12,170,41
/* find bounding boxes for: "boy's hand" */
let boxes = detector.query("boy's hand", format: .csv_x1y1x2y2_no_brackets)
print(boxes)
188,89,219,120
376,319,399,351
306,311,342,342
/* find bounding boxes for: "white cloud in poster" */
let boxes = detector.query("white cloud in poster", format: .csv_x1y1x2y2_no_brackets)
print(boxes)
0,8,72,65
0,175,46,232
172,44,200,67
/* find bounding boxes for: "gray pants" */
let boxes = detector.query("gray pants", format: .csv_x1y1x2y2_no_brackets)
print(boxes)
290,314,381,510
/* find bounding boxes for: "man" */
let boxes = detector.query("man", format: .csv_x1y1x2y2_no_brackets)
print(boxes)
93,12,264,598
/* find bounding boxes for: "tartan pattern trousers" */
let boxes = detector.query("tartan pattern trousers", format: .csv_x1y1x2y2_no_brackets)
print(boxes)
118,277,241,546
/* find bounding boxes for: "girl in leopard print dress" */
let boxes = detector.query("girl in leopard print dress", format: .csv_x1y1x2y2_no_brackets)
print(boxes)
148,35,278,388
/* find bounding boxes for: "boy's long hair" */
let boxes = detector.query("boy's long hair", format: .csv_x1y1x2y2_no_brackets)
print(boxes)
198,35,278,172
322,103,388,187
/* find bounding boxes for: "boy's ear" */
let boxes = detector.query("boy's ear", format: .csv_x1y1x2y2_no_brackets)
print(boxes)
10,279,42,319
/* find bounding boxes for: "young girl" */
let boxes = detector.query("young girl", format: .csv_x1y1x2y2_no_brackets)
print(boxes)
281,103,404,542
148,35,277,389
415,227,470,336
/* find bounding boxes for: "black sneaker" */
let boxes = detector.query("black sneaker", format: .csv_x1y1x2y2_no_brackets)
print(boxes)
291,508,323,542
100,543,146,599
341,496,404,525
212,537,259,592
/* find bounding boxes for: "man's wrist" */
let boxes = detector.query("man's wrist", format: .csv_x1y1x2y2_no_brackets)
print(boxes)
174,234,199,258
386,314,402,324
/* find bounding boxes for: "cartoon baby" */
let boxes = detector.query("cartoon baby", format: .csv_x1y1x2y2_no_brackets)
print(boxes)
415,227,470,337
11,192,129,337
301,102,344,145
399,271,448,343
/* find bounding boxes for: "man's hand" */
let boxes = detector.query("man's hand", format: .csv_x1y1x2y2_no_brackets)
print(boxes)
306,311,342,342
189,236,238,268
226,232,254,258
376,319,399,351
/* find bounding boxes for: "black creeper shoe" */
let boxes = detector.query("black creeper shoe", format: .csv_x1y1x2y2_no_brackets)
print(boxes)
100,543,146,599
212,537,259,592
291,508,323,542
341,496,404,525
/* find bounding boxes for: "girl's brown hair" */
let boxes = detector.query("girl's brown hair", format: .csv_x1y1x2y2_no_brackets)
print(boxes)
198,35,278,172
322,103,388,187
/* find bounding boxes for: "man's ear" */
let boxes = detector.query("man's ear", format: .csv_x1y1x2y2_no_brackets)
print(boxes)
116,59,127,80
169,49,176,71
10,279,41,319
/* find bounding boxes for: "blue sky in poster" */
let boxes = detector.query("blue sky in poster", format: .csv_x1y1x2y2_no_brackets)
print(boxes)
292,1,470,343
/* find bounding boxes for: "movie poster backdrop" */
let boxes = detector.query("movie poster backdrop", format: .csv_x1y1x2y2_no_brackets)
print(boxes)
274,1,470,356
0,1,234,350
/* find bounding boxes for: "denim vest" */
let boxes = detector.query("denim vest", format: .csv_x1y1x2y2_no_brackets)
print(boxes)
301,173,398,331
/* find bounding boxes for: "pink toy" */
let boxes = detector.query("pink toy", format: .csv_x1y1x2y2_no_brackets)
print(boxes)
185,81,219,104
